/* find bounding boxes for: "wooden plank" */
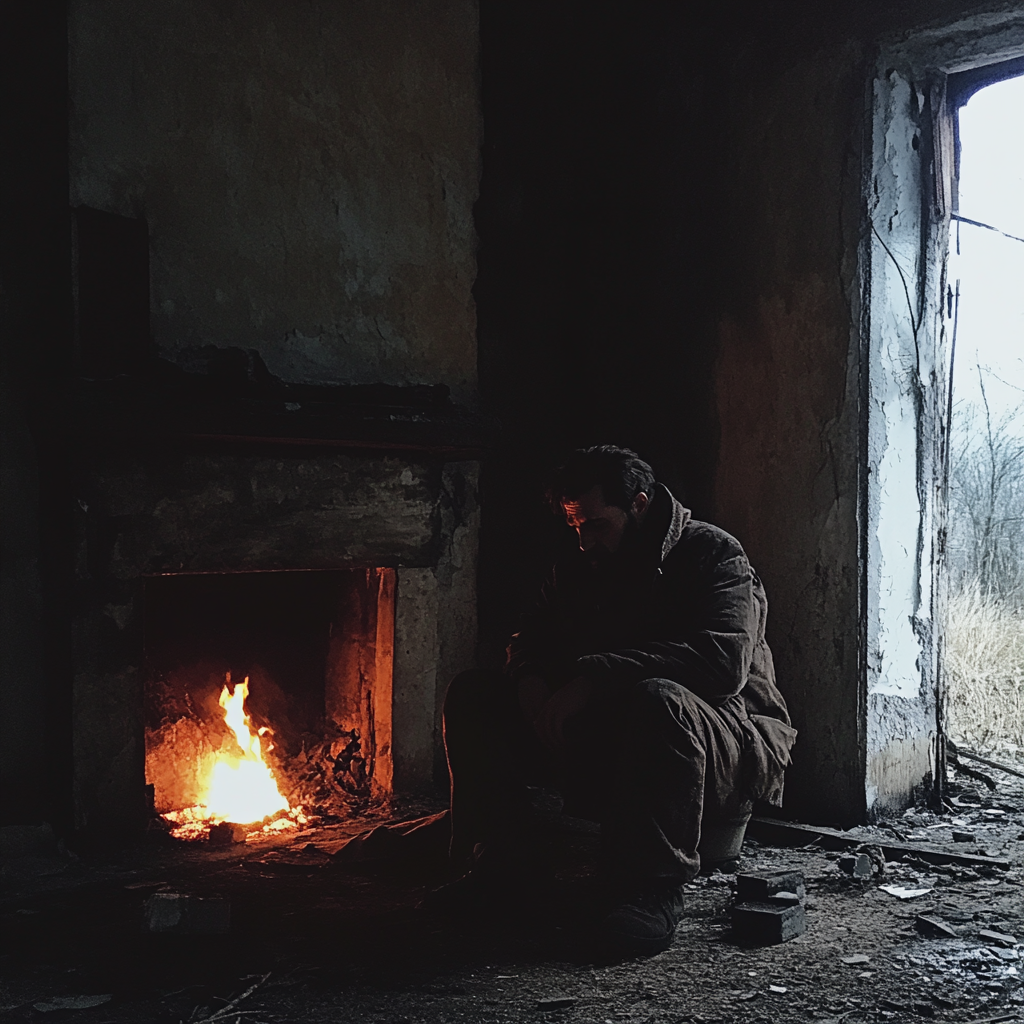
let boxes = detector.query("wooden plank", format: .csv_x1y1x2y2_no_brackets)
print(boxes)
958,749,1024,780
748,816,1011,869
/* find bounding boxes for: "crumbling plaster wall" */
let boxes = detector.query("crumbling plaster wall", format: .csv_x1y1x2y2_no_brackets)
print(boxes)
712,43,868,824
711,1,1022,822
69,0,480,407
64,0,483,831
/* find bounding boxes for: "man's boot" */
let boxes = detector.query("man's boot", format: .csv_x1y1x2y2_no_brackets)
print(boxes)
600,882,686,956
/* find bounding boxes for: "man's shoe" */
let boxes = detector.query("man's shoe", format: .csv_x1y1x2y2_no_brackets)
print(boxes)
600,883,686,956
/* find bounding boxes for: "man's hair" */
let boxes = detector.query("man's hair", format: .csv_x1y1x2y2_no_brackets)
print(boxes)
548,446,656,514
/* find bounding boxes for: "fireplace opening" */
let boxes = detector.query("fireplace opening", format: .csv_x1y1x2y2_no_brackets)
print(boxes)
143,568,395,841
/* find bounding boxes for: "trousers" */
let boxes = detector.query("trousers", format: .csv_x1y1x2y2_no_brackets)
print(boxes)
443,669,754,884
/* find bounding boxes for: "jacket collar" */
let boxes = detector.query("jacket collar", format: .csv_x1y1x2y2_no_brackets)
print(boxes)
643,483,691,564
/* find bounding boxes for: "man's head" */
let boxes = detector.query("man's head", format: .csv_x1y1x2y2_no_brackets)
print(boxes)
549,446,656,556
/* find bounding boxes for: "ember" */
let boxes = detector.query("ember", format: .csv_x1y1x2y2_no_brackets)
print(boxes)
162,674,306,841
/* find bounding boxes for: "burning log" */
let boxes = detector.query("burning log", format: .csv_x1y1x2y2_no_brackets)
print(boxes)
207,822,248,845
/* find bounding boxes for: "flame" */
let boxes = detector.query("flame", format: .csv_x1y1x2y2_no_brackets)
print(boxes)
203,676,289,823
162,673,305,841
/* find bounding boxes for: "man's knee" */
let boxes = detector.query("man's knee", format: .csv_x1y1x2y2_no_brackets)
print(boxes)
444,668,503,722
625,678,705,735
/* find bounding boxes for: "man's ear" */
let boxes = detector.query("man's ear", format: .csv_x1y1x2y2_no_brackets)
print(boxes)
631,491,650,522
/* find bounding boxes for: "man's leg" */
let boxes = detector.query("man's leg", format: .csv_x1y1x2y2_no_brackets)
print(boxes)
596,678,749,953
602,677,749,884
442,669,532,871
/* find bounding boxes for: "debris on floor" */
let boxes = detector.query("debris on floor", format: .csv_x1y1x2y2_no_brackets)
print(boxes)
143,892,231,934
0,761,1021,1023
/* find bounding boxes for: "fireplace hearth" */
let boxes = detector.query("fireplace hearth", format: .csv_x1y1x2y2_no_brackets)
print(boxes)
144,568,395,839
72,421,479,839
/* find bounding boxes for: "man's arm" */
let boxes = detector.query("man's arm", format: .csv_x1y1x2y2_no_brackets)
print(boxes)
506,570,568,683
575,553,758,706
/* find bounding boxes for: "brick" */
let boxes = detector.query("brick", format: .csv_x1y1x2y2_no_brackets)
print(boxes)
735,870,806,902
144,893,230,934
731,901,807,944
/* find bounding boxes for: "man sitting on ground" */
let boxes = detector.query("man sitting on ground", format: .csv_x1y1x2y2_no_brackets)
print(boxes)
441,446,796,955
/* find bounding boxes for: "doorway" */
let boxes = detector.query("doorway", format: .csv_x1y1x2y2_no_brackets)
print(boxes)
943,71,1024,765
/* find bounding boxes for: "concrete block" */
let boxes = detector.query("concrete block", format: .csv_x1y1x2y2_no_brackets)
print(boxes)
735,870,806,902
144,893,230,934
732,901,807,944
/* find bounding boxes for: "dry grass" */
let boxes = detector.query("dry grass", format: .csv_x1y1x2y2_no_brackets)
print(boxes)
943,587,1024,758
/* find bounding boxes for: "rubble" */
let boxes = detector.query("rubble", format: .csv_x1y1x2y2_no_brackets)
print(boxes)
880,884,933,899
3,765,1020,1024
915,915,959,938
838,853,873,878
735,870,806,901
750,816,1011,869
731,901,807,943
143,893,231,934
732,870,809,944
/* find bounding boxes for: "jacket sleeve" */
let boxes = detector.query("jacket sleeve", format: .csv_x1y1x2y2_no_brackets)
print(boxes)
575,553,758,706
506,570,564,682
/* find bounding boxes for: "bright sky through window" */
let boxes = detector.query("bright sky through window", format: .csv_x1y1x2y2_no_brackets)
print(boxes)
951,74,1024,420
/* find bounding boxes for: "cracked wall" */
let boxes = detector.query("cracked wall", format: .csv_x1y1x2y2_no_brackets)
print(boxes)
712,44,868,824
69,0,480,407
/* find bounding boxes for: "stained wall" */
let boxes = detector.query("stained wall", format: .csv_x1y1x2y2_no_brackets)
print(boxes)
69,0,480,406
476,0,1006,824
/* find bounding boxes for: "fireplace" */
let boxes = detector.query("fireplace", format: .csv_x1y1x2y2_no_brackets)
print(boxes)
71,427,480,839
144,568,395,839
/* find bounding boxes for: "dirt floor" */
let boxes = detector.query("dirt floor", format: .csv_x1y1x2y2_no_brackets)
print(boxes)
1,763,1022,1024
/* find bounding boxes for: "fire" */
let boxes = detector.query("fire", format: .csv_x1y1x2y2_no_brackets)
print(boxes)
163,674,304,841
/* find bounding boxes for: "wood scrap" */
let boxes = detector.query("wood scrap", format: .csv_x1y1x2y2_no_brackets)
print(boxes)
956,748,1024,780
189,974,271,1024
748,817,1011,869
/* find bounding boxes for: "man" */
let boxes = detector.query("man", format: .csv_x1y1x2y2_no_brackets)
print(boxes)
442,446,796,955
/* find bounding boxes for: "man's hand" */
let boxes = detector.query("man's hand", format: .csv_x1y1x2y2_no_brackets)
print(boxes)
532,676,595,753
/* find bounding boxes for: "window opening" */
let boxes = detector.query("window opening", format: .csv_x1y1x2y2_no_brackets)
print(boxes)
943,71,1024,764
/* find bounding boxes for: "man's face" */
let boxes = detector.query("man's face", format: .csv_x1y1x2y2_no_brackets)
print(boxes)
561,485,631,558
